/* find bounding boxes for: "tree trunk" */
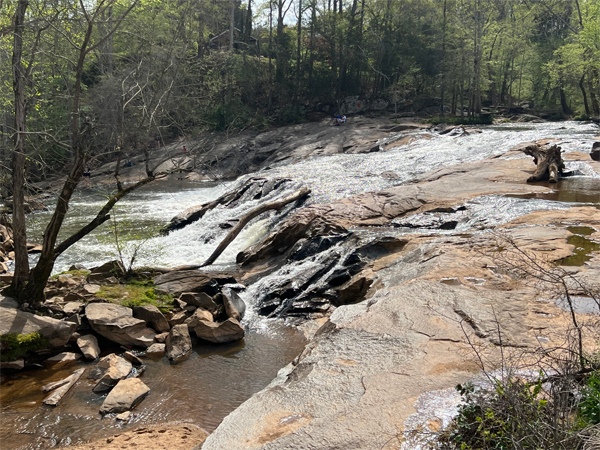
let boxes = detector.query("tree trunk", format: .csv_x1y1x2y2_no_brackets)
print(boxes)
439,0,447,115
579,74,590,116
10,0,30,295
202,187,310,267
521,144,565,183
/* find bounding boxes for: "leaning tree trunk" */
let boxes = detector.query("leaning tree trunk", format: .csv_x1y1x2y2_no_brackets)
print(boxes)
521,144,565,183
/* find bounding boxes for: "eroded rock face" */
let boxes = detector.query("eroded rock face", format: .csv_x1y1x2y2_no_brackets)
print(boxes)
194,318,244,343
86,303,155,348
0,306,76,347
165,324,192,363
133,305,170,333
99,378,150,414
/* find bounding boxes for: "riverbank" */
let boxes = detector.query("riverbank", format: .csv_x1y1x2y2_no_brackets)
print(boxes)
1,119,599,449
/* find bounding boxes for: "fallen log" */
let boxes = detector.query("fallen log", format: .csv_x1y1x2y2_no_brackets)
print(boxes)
521,144,565,183
201,187,311,267
42,368,85,406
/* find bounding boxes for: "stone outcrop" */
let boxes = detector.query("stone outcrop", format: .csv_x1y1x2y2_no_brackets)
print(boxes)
86,303,156,348
194,318,245,343
133,305,170,333
154,271,235,296
165,324,192,363
0,305,76,347
91,354,133,393
99,378,150,414
179,292,219,312
77,334,100,360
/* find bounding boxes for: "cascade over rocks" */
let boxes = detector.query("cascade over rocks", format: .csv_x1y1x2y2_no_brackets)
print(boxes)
86,303,156,348
221,287,245,321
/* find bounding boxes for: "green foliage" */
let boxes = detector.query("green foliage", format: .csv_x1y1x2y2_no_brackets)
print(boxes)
207,100,255,131
579,372,600,426
96,281,174,313
0,332,48,362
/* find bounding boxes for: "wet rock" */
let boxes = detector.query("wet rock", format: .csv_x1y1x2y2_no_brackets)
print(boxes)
87,260,125,282
45,352,82,364
133,305,170,333
333,276,373,306
288,235,348,262
92,354,133,393
165,324,192,363
185,308,213,329
0,359,24,370
146,343,165,355
221,287,246,321
0,306,76,347
591,142,600,162
86,303,156,348
194,318,244,344
116,411,131,421
123,351,144,366
100,378,150,414
179,292,219,312
43,368,85,406
77,334,100,360
154,270,235,296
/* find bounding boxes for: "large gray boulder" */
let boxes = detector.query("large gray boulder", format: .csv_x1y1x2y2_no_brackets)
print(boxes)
0,306,76,347
133,305,170,333
179,292,219,313
194,318,244,343
165,324,192,363
85,303,156,348
221,287,246,321
99,378,150,414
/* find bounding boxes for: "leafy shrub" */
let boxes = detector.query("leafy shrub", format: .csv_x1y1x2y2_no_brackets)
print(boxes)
0,332,48,362
579,372,600,426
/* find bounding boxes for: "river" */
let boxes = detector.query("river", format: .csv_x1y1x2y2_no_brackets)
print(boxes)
1,121,599,449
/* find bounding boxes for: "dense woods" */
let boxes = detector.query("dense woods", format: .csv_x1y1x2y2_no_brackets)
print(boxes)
1,0,599,182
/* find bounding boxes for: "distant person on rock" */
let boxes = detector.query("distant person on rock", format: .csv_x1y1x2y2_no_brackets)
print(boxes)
83,167,91,187
333,114,342,126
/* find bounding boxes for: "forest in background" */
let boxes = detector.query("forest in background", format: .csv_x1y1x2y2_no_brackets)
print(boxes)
1,0,600,183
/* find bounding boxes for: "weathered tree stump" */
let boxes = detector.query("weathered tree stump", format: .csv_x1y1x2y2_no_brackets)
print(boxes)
521,144,565,183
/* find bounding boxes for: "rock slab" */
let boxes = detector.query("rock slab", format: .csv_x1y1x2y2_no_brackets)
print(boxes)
194,318,244,343
133,305,170,333
0,306,76,347
100,378,150,414
86,303,156,348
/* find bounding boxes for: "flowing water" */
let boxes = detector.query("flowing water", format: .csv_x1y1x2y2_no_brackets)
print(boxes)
2,121,599,449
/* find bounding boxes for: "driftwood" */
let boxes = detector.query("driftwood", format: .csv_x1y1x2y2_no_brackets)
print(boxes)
201,187,311,267
521,144,565,183
42,368,85,406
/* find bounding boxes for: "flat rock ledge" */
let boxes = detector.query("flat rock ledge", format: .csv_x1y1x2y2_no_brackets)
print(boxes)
86,303,156,348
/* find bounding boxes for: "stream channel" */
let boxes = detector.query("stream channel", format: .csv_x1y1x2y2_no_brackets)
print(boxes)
1,121,599,449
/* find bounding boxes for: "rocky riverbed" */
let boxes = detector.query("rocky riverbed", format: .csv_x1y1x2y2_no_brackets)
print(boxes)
1,117,599,449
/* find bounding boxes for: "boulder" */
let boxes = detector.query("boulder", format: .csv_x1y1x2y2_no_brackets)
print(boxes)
92,354,133,393
153,270,235,296
179,292,219,312
591,141,600,162
0,359,24,370
185,308,213,329
221,287,246,321
0,306,76,347
133,305,170,333
45,352,82,364
77,334,100,360
87,260,125,282
194,318,244,344
146,343,165,355
85,303,156,348
165,324,192,363
154,332,168,343
168,311,188,327
82,283,101,295
63,302,84,315
99,378,150,414
123,351,144,367
56,274,79,288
